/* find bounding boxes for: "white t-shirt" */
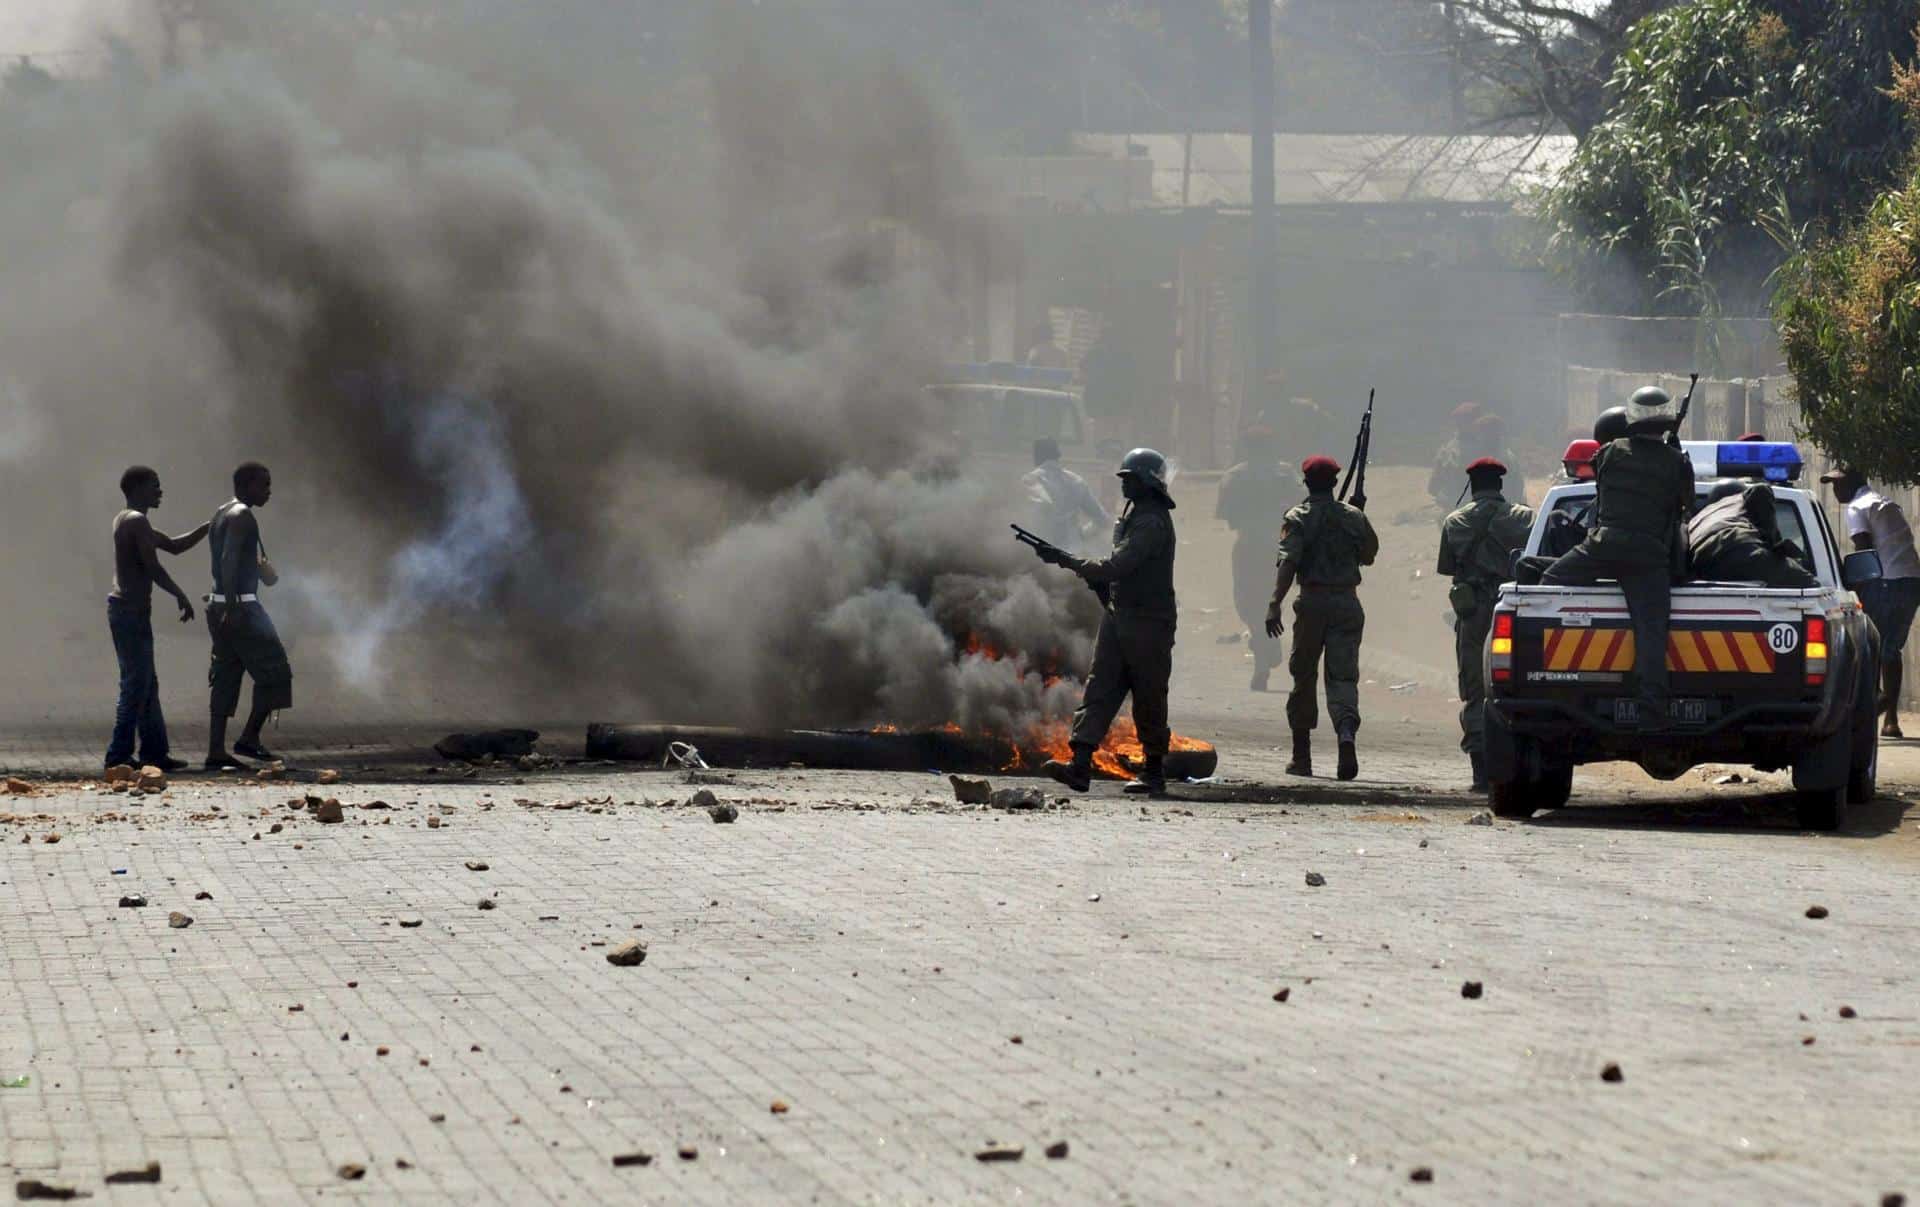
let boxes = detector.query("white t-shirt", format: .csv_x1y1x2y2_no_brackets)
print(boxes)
1845,488,1920,580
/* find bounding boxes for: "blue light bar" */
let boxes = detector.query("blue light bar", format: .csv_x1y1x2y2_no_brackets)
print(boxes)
1715,441,1802,482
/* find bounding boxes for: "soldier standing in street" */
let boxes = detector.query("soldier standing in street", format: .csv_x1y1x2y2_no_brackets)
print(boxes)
1216,426,1296,691
1266,455,1378,780
1542,387,1693,728
1031,449,1178,797
1438,457,1536,790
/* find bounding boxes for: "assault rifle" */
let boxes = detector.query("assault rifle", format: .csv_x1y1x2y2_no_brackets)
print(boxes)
1667,372,1699,448
1012,524,1110,605
1338,388,1375,511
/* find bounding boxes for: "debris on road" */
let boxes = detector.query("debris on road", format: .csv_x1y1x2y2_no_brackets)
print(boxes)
990,787,1046,811
690,788,719,810
137,766,167,793
464,861,489,871
103,765,137,785
1272,988,1290,1003
118,896,147,908
427,815,442,829
434,729,539,762
167,912,192,929
606,939,647,967
398,919,423,929
1806,905,1830,919
14,1179,85,1200
948,775,993,804
1466,811,1494,826
1840,1005,1858,1019
1600,1062,1624,1083
4,777,37,796
316,770,340,785
611,1152,653,1168
337,1163,366,1181
975,1143,1025,1162
1305,871,1326,887
103,1163,161,1185
1410,1167,1434,1183
1045,1141,1070,1159
314,799,344,824
194,891,212,900
770,1099,790,1114
1461,981,1483,999
708,802,739,823
477,899,496,911
676,1146,698,1161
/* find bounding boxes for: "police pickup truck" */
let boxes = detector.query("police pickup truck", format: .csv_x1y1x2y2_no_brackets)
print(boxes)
1484,441,1885,830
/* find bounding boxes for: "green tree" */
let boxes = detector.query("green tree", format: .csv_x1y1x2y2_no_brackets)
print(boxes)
1543,0,1918,318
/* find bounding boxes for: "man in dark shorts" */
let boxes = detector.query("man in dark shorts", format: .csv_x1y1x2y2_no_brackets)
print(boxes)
204,462,292,767
106,466,209,770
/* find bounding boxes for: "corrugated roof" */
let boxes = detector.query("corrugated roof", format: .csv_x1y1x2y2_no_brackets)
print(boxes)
1072,132,1575,208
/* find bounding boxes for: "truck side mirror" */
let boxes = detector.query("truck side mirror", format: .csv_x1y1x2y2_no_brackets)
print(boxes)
1842,549,1884,590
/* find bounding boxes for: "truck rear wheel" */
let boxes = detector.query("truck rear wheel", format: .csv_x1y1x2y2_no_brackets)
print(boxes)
1848,682,1880,806
1488,762,1570,819
1796,784,1846,832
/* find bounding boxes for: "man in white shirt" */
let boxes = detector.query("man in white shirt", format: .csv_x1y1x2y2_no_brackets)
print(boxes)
1022,437,1110,555
1822,467,1920,737
1024,319,1073,371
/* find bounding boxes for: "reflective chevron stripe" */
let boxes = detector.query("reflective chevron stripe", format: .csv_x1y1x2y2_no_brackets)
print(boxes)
1540,628,1778,673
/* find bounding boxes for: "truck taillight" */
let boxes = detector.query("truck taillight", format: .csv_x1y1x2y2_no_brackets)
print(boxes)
1805,615,1827,685
1490,610,1515,685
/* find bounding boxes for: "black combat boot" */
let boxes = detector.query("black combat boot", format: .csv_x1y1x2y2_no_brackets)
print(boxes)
1122,754,1166,796
1043,744,1094,793
1883,661,1905,739
1468,752,1489,793
1336,725,1359,781
1285,731,1312,777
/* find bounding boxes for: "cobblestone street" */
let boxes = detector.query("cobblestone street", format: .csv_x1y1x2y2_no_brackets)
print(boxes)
2,754,1917,1204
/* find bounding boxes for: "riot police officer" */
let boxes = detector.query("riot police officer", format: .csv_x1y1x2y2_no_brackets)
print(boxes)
1438,457,1536,789
1266,454,1378,780
1542,387,1694,728
1032,448,1178,796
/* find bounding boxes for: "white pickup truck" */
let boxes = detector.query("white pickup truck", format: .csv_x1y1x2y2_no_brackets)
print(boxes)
1483,441,1885,829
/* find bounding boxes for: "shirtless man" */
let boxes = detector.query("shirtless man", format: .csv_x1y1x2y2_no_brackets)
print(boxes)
106,467,209,771
204,462,292,768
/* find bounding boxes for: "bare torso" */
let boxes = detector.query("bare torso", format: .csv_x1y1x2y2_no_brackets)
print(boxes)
110,509,155,606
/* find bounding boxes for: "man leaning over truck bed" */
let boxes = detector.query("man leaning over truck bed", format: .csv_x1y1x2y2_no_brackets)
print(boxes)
1541,387,1694,730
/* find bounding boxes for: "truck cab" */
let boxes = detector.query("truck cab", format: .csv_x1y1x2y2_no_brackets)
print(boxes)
1484,441,1884,829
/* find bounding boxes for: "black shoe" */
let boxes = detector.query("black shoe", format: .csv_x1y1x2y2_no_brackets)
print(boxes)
1284,731,1312,777
141,756,191,774
1043,758,1092,793
1336,740,1359,782
202,752,239,771
232,739,281,764
1122,756,1167,796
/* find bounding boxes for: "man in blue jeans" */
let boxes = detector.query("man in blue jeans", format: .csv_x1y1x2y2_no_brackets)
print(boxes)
1823,467,1920,738
106,466,209,771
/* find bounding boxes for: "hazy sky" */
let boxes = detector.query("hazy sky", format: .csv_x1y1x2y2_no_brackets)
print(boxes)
0,0,128,69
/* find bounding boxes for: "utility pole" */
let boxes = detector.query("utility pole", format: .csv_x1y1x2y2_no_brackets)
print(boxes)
1247,0,1277,427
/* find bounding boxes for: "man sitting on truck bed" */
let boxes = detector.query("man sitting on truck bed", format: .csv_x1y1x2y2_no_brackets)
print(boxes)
1686,480,1816,588
1541,387,1695,729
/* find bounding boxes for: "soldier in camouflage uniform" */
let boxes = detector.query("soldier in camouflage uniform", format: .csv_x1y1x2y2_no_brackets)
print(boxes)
1216,426,1296,691
1266,455,1379,781
1438,457,1537,790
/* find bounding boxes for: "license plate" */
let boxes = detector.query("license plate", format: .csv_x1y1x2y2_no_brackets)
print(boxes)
1613,698,1711,725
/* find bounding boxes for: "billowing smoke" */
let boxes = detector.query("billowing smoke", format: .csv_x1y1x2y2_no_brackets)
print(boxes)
0,4,1098,730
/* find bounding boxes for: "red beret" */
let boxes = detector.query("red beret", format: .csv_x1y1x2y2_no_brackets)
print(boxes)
1300,455,1340,479
1466,456,1507,476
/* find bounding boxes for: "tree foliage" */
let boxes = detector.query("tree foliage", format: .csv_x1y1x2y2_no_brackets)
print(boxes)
1543,0,1918,317
1776,45,1920,486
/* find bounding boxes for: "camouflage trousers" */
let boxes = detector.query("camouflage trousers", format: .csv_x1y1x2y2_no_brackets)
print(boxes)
1455,600,1493,755
1285,589,1364,738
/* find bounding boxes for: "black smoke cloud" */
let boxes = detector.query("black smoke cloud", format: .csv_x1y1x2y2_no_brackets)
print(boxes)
0,6,1097,728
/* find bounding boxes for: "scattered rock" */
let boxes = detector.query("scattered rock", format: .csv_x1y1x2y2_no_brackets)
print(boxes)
103,765,137,785
256,767,285,782
398,919,424,929
118,896,148,909
103,1162,161,1184
137,765,167,792
689,788,719,809
428,1113,445,1124
606,939,647,967
464,861,489,872
708,803,739,824
337,1163,366,1181
948,775,993,805
1087,893,1101,902
316,770,340,785
394,1158,412,1171
1600,1062,1624,1083
990,787,1045,811
611,1152,653,1168
1805,904,1829,919
1410,1167,1435,1183
269,823,283,834
1466,811,1494,826
427,815,442,829
314,799,344,824
477,899,495,911
193,891,212,901
376,1046,390,1056
975,1143,1024,1163
770,1099,790,1114
1882,1195,1906,1207
4,777,37,796
1044,1140,1070,1160
13,1180,85,1200
167,912,192,929
1272,988,1291,1003
1304,871,1326,887
676,1146,698,1161
434,729,539,762
1009,1035,1023,1044
1461,981,1483,1000
1840,1005,1858,1019
42,833,58,844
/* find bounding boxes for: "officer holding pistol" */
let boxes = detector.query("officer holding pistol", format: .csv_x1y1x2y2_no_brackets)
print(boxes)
1438,457,1535,790
1028,448,1179,797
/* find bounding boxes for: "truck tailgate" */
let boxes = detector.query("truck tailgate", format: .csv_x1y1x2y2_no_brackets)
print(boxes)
1508,588,1818,695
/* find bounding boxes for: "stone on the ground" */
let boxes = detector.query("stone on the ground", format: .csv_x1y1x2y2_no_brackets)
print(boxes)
1806,904,1829,919
14,1179,83,1200
990,787,1045,811
1461,981,1483,999
103,765,137,784
464,860,489,871
477,899,495,911
1305,871,1326,887
1466,811,1494,826
314,799,344,824
708,802,739,823
606,939,647,966
948,775,993,804
316,770,340,785
167,912,192,929
118,895,147,908
104,1162,162,1184
337,1163,366,1180
611,1152,653,1167
1045,1140,1069,1159
689,788,719,810
4,777,36,795
137,765,167,792
1600,1062,1624,1083
975,1143,1024,1162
